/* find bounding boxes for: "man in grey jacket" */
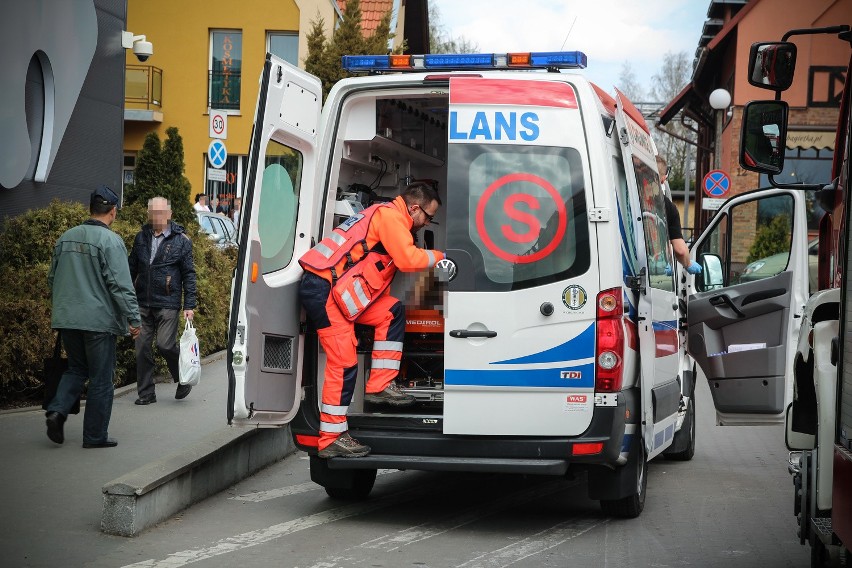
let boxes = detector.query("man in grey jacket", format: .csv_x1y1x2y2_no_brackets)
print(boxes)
45,185,141,448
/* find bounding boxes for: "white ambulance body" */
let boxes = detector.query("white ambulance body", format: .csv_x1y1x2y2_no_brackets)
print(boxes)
227,52,696,517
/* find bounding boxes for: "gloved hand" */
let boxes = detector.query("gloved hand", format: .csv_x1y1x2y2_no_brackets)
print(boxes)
664,264,672,276
686,261,702,275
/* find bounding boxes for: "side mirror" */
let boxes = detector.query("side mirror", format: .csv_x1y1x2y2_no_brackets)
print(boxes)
698,253,724,291
747,42,797,91
739,100,788,175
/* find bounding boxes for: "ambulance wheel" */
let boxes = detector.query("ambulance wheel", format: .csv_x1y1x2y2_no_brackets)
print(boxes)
324,469,377,500
664,393,695,461
600,443,647,518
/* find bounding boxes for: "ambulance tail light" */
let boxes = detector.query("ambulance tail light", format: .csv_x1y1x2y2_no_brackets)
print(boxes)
572,442,604,456
595,288,624,393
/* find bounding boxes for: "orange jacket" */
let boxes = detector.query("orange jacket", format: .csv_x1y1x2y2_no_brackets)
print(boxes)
302,195,443,282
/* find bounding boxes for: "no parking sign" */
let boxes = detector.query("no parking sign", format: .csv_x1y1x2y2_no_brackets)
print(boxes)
702,169,731,198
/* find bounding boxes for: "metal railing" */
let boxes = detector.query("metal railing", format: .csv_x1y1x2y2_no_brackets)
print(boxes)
125,65,162,108
208,70,241,110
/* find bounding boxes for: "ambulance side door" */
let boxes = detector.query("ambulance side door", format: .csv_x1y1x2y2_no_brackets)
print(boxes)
688,188,809,425
227,55,322,426
614,91,681,457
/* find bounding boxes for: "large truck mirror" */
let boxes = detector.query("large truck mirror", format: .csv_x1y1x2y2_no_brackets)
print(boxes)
747,42,797,91
739,100,789,175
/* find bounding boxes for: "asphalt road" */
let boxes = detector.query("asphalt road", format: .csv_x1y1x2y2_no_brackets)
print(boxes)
86,377,809,568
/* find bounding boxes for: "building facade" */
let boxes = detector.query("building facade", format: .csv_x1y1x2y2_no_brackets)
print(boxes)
660,0,851,235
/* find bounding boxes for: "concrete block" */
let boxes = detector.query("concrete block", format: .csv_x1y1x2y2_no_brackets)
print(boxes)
101,426,295,536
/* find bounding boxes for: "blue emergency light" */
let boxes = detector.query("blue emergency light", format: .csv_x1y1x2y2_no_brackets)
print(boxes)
341,51,588,73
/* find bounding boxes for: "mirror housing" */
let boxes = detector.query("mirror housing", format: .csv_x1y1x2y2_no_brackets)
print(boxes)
747,42,797,91
739,100,788,175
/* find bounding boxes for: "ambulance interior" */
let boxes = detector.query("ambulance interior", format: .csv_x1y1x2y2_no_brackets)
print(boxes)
320,90,450,416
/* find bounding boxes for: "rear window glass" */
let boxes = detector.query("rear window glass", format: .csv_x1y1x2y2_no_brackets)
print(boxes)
447,144,589,291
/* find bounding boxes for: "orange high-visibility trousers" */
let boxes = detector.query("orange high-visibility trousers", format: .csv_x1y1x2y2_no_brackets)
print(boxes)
301,272,405,450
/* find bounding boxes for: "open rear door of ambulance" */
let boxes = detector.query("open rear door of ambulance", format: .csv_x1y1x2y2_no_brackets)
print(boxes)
614,91,681,457
227,54,321,426
442,76,598,438
688,188,809,425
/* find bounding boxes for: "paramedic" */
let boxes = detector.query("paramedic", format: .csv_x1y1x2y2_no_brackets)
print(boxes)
656,155,701,275
298,182,444,458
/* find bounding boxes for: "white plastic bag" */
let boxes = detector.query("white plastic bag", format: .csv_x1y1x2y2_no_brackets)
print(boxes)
179,320,201,386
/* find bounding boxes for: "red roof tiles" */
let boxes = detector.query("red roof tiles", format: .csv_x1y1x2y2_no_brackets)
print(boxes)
337,0,395,37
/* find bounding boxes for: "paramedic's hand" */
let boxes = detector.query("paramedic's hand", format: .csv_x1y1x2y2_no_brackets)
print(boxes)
184,309,194,321
686,261,702,275
129,325,140,340
664,264,672,276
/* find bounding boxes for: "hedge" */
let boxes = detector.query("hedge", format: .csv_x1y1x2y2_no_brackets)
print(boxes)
0,199,236,407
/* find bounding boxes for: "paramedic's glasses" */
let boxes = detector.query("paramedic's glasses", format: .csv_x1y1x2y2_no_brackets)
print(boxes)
417,206,437,224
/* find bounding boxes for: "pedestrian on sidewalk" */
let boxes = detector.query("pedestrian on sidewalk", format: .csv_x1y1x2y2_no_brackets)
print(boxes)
129,197,197,405
45,185,141,449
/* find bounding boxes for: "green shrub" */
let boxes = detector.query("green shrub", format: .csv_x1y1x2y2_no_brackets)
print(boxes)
0,199,236,407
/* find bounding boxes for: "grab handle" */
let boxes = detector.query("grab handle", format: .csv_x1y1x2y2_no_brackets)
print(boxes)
449,330,497,339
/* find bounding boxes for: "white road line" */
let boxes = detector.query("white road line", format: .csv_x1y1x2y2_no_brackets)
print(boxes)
456,518,606,568
305,478,577,568
120,486,427,568
230,470,398,502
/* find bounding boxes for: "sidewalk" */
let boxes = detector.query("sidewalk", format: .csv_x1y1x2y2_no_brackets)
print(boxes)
0,352,237,567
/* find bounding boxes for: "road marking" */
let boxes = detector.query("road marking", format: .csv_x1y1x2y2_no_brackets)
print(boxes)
121,485,429,568
305,478,578,568
230,470,397,502
456,517,605,568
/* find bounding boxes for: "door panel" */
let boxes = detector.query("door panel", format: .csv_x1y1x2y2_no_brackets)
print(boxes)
688,189,808,425
228,55,321,426
614,90,680,455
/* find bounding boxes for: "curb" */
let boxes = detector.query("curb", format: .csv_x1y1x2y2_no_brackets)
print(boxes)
0,350,227,417
101,425,295,537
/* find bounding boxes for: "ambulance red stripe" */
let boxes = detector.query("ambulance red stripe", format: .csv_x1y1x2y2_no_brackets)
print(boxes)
450,78,578,108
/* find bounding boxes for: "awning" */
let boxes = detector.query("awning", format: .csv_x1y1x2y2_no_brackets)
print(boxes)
659,82,695,125
786,130,835,151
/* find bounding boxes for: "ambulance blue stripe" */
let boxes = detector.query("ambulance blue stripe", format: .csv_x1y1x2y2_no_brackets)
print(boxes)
652,320,678,331
654,430,665,448
492,324,594,365
445,363,595,388
621,434,633,453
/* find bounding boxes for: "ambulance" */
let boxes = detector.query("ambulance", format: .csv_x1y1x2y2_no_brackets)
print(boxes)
227,51,696,518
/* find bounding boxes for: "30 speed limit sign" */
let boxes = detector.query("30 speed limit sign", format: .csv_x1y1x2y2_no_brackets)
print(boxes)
209,110,228,140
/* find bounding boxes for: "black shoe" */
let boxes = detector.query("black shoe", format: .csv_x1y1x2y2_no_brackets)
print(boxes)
82,438,118,448
45,411,65,445
364,380,416,407
175,384,192,400
317,432,370,458
134,394,157,405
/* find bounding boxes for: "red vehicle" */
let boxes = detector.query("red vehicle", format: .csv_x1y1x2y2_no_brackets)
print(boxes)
700,26,851,566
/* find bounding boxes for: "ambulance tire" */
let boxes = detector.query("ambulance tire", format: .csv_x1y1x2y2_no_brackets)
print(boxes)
664,393,695,461
599,442,647,518
324,469,377,501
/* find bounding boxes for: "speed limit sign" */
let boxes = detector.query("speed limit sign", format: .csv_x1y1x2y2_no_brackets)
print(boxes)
209,110,228,140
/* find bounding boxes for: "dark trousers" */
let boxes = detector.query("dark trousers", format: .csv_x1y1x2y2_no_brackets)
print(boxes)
47,329,117,445
135,307,180,398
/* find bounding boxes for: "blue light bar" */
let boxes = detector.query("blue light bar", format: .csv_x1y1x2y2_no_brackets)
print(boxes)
529,51,587,69
423,53,495,68
341,51,588,73
341,55,391,71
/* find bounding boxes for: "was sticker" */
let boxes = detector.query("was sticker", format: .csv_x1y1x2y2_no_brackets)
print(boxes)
563,394,588,412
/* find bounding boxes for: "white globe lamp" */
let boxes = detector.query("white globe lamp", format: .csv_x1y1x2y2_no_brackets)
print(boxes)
709,88,732,110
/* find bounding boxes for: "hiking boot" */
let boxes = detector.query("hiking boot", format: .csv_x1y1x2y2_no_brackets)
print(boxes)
317,432,371,458
364,380,416,407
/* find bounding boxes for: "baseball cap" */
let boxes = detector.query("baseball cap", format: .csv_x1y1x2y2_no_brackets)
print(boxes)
91,185,120,208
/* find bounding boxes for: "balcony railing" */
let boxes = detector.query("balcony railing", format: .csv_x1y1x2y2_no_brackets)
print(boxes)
208,70,241,110
125,65,162,109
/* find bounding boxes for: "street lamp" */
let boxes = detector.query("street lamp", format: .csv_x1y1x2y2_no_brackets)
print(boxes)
708,88,731,169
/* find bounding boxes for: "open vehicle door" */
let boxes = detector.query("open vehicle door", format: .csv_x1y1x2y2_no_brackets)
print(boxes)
614,91,681,458
687,188,809,425
227,55,322,426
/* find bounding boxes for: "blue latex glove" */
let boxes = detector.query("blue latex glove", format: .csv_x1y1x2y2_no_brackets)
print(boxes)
686,261,702,274
664,264,672,276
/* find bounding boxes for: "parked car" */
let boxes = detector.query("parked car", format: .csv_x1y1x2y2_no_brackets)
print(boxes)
196,211,238,248
740,238,818,290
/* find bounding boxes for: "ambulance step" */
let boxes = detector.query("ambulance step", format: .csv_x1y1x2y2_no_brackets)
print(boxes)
810,517,834,544
326,455,569,475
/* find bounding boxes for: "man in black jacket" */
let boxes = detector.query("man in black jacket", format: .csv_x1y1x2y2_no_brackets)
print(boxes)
129,197,198,405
